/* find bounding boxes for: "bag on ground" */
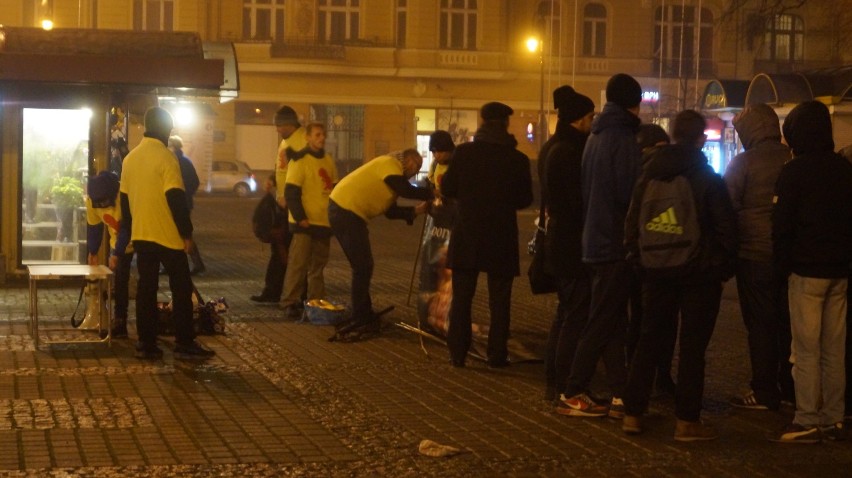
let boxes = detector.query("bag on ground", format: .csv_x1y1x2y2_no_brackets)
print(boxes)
252,197,285,243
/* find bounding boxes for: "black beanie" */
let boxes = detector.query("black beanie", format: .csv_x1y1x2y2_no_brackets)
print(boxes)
606,73,643,110
429,131,455,152
553,86,595,123
274,106,300,126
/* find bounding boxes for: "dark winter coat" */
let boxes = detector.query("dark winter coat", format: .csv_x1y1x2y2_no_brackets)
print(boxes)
442,122,533,277
773,101,852,279
541,120,588,278
176,150,200,210
723,104,789,263
625,144,738,281
581,102,642,263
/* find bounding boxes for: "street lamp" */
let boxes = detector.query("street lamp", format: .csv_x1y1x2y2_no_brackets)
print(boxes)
526,36,545,153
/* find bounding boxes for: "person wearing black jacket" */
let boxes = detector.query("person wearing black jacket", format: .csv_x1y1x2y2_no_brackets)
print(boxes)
770,101,852,443
442,102,533,368
169,135,205,275
539,86,595,401
622,110,737,441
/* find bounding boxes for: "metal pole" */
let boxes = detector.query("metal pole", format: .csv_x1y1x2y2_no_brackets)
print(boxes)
539,43,546,152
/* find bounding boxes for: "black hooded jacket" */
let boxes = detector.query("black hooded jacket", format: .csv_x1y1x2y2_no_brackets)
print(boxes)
723,104,789,263
625,144,737,280
772,101,852,278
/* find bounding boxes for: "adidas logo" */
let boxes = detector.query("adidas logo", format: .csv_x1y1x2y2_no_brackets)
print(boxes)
645,207,684,235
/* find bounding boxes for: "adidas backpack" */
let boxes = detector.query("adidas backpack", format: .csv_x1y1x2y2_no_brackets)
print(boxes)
637,175,701,270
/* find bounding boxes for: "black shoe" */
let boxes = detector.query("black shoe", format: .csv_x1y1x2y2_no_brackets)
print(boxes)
487,358,511,369
135,342,163,360
111,326,129,339
544,385,558,402
174,341,216,360
251,295,279,303
450,358,465,368
282,305,303,321
190,266,207,276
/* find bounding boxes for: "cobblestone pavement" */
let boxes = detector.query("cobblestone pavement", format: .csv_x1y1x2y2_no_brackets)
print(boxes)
1,195,851,477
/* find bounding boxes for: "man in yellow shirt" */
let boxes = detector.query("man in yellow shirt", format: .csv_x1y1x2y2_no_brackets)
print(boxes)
280,122,338,319
328,149,432,333
274,106,307,207
118,107,215,361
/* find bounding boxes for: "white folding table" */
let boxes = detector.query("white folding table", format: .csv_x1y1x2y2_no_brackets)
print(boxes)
27,264,113,347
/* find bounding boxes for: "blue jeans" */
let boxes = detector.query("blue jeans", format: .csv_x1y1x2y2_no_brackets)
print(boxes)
563,261,631,399
788,273,847,427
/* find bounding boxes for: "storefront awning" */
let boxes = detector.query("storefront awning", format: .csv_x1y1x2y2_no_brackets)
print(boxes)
745,73,813,106
0,27,230,98
701,79,749,112
799,66,852,103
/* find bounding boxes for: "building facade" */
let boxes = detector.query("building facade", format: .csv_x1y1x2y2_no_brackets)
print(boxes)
0,0,849,277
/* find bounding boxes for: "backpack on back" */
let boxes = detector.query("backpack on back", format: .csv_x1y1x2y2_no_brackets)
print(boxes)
637,175,701,270
252,196,284,243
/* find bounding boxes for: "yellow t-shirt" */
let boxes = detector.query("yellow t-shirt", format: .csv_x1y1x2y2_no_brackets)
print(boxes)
120,137,186,250
275,126,307,202
285,151,337,227
86,193,132,253
329,155,403,221
429,163,450,194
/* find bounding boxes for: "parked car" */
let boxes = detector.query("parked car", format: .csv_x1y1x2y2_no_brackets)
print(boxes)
207,160,257,197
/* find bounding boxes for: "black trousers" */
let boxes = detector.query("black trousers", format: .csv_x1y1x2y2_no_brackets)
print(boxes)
113,251,134,319
329,201,373,323
624,277,722,422
545,267,591,396
260,232,290,300
563,261,631,399
135,241,195,346
447,268,513,364
736,259,793,408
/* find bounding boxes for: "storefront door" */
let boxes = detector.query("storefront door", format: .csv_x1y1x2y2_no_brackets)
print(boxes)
21,108,91,265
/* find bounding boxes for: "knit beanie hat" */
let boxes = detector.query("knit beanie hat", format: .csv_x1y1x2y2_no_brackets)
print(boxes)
606,73,643,110
274,106,300,126
87,171,119,205
429,131,455,152
553,85,595,122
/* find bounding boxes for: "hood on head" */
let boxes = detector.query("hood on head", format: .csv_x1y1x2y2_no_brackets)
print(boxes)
733,103,781,150
782,101,834,156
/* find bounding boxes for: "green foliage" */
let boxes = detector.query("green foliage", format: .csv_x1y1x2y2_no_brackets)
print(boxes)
50,176,84,208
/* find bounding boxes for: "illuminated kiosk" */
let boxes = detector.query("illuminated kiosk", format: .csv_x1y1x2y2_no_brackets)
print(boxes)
699,79,749,174
0,27,235,281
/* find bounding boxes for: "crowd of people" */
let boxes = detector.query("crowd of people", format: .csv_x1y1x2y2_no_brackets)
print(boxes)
535,74,852,445
86,79,852,446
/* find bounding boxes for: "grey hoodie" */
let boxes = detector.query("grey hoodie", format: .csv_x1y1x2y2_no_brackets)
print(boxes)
723,104,790,262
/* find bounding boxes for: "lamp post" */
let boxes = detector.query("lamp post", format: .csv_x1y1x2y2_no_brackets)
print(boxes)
526,37,545,153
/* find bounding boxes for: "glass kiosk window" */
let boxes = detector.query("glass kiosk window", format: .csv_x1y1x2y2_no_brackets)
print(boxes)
21,108,91,265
